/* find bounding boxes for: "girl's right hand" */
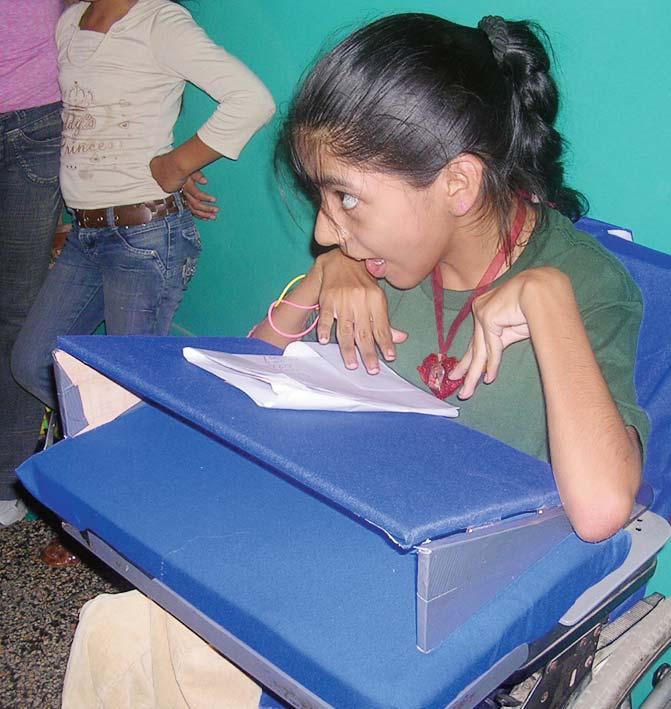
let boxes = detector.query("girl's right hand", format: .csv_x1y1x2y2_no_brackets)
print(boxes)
314,250,407,373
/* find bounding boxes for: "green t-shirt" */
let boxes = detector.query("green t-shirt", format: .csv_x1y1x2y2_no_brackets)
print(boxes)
383,209,650,461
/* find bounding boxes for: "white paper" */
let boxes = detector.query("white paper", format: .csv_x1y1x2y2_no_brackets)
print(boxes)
183,341,458,418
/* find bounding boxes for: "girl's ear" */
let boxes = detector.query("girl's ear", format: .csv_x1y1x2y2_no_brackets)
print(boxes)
439,154,485,216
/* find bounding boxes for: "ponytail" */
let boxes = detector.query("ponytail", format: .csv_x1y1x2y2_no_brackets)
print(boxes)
478,16,587,221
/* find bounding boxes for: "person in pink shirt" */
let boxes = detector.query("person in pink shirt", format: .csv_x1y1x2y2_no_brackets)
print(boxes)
0,0,69,527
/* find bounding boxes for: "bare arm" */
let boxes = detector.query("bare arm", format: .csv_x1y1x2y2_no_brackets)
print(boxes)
521,268,640,542
252,269,322,350
151,136,222,195
452,267,641,542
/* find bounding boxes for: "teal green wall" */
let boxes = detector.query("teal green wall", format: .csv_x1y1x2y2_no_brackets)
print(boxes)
174,0,671,338
174,4,670,700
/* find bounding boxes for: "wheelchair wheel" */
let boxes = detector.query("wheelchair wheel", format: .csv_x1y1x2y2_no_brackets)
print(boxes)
568,595,671,708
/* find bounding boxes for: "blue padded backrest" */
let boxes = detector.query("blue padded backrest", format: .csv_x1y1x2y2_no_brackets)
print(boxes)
576,218,671,519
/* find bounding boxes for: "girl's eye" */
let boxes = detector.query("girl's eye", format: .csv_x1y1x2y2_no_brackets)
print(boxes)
341,192,359,211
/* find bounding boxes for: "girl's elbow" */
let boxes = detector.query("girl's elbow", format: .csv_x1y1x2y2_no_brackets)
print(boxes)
254,87,276,124
570,492,636,543
566,440,642,543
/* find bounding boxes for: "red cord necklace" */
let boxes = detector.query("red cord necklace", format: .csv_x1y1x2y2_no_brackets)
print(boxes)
417,201,527,400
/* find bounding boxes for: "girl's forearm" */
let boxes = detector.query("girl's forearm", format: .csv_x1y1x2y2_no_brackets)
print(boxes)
251,269,322,350
166,135,221,181
151,136,222,194
523,268,641,542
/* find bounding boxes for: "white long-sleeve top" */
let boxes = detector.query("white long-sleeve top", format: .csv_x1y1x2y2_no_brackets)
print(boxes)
57,0,276,209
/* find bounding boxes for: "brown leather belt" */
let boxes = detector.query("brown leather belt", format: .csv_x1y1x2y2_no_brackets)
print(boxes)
73,192,184,229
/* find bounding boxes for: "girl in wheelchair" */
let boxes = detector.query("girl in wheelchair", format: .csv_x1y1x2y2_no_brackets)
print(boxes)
256,12,647,543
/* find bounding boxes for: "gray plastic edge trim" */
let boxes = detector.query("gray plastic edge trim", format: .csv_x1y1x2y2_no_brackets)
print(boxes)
416,507,572,652
52,352,88,437
560,510,671,626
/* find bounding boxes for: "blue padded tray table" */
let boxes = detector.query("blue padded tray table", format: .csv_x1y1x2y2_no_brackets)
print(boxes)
19,400,631,709
48,334,623,656
51,335,564,548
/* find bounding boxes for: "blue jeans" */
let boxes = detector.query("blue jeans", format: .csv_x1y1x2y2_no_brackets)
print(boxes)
0,102,62,500
11,198,201,411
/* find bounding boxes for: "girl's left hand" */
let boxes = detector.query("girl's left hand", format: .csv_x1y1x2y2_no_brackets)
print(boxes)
150,153,186,194
314,249,407,373
182,171,219,220
449,270,540,399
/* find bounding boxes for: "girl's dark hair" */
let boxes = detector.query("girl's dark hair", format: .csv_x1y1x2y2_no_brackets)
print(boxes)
280,13,587,246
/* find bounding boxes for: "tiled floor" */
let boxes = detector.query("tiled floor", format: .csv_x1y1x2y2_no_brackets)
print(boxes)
0,515,128,708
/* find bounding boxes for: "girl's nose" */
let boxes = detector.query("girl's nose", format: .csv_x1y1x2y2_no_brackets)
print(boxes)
314,210,339,247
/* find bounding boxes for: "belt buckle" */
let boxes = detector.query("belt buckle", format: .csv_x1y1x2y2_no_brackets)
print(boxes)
127,204,153,226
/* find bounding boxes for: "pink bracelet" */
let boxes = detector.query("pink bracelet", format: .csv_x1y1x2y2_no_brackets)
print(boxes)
267,299,320,339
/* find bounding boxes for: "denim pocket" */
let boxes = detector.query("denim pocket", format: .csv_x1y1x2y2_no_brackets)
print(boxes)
182,254,199,287
111,223,169,276
9,108,62,185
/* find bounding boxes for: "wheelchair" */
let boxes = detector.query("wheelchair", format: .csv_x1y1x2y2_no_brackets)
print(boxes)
18,217,671,708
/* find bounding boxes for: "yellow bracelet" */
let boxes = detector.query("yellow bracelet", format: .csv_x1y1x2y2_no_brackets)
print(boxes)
274,274,309,306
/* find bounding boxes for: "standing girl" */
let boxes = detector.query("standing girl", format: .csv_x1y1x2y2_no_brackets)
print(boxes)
11,0,274,562
12,0,274,419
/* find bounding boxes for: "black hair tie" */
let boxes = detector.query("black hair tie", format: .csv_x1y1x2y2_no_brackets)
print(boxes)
478,15,508,64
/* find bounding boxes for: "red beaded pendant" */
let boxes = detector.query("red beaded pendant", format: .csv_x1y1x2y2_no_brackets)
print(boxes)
417,201,527,402
417,353,464,400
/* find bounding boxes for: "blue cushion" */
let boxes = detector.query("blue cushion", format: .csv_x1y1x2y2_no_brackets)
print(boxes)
54,334,560,549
